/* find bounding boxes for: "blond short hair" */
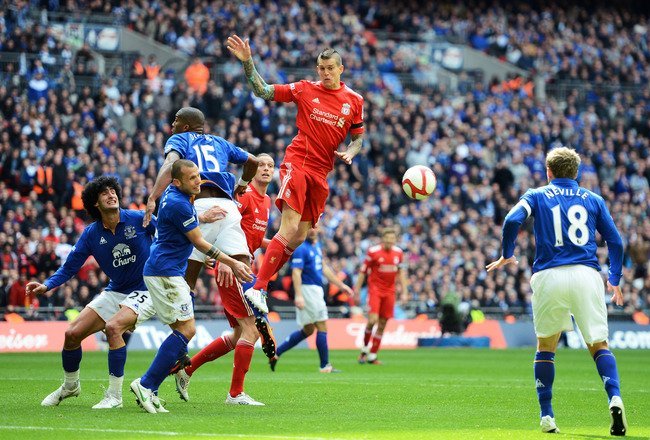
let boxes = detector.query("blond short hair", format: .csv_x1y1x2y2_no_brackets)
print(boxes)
546,147,581,179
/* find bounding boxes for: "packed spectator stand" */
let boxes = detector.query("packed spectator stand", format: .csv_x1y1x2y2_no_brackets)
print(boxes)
1,0,649,325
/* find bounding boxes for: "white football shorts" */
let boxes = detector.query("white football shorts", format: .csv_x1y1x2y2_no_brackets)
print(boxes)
86,290,155,326
143,276,193,325
296,284,329,327
189,198,250,262
530,264,609,344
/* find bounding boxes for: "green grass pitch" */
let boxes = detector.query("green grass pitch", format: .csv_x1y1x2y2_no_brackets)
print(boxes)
1,348,648,439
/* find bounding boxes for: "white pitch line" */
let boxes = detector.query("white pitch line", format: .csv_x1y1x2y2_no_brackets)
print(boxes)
6,377,649,393
0,426,347,440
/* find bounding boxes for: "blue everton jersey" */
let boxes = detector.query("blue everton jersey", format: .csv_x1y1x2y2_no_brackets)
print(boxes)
502,178,623,285
144,185,199,277
164,132,249,199
291,241,324,286
45,210,155,295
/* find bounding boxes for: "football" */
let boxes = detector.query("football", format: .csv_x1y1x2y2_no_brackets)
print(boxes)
402,165,436,200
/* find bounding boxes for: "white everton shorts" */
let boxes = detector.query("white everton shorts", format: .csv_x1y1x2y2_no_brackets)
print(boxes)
296,284,329,327
87,290,155,326
530,264,609,344
190,198,250,262
143,276,193,325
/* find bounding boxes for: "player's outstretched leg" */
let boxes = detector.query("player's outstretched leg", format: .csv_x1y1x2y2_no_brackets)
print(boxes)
270,328,310,371
42,347,82,406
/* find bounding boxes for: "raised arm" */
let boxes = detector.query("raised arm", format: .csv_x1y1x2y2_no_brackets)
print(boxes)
144,151,180,227
226,35,275,100
234,153,260,196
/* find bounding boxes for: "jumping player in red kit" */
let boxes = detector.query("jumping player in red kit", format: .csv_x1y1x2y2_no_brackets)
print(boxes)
226,34,365,314
171,154,275,406
354,228,409,365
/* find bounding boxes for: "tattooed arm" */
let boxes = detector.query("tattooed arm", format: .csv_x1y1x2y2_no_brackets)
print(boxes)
335,133,364,165
226,34,275,101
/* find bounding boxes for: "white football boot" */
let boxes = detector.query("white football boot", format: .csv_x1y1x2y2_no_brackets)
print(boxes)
130,378,156,414
41,382,80,406
609,396,628,436
174,369,191,402
152,394,169,413
540,415,560,433
243,288,268,314
225,392,265,406
92,391,123,409
319,364,342,373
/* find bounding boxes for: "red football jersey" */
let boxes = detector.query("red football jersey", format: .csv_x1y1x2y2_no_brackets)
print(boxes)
360,245,404,297
237,184,271,255
273,80,364,178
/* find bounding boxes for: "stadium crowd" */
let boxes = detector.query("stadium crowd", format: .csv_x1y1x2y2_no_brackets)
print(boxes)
1,0,649,322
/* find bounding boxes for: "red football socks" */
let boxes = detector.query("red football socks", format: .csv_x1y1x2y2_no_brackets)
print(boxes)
370,334,383,354
185,334,235,376
363,328,373,347
253,234,294,291
229,338,255,397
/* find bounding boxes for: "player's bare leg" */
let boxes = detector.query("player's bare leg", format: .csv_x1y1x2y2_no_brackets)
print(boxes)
42,307,105,406
367,317,387,364
587,340,627,436
245,204,310,313
359,313,378,363
536,333,561,433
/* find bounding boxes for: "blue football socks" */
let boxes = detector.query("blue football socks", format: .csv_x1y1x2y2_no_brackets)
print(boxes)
62,347,82,372
316,331,329,368
593,349,621,401
534,351,555,418
108,346,127,377
141,330,189,391
276,329,308,357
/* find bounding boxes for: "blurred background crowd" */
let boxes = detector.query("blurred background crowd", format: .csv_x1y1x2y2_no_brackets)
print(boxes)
1,0,649,324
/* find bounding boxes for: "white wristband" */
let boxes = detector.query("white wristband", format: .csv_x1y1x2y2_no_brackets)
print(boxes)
238,177,251,187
